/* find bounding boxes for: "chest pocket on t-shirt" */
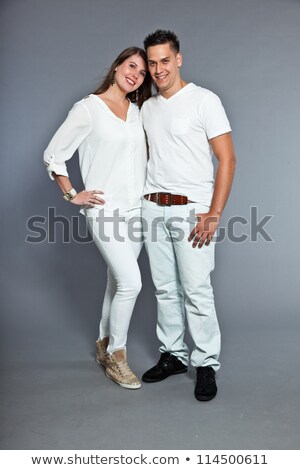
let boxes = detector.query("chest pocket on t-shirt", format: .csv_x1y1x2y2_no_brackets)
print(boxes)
170,116,190,136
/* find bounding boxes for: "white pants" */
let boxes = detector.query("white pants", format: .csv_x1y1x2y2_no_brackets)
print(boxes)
142,198,221,370
86,208,143,354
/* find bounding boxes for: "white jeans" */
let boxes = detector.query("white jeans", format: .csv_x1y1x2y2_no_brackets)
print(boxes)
142,198,221,370
86,208,143,354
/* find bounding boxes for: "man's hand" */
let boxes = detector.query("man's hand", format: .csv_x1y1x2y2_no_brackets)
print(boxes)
188,132,235,249
188,211,220,248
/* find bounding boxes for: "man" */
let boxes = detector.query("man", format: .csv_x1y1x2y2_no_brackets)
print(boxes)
141,30,236,401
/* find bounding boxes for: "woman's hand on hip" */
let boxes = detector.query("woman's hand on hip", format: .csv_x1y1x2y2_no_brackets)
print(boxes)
71,190,105,207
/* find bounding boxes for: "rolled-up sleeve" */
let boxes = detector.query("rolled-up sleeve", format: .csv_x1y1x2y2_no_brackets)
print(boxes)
43,101,92,180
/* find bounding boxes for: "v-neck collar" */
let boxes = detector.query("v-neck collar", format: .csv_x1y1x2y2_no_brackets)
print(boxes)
90,94,131,123
159,82,194,102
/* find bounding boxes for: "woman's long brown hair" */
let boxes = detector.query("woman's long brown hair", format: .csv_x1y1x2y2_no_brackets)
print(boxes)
93,47,152,108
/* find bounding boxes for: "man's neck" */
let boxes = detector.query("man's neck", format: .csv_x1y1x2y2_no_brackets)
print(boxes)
160,79,188,99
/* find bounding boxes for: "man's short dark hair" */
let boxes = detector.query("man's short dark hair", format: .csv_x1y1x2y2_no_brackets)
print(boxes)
144,29,180,54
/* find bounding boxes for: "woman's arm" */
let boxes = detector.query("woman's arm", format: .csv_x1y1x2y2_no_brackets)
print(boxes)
44,101,105,207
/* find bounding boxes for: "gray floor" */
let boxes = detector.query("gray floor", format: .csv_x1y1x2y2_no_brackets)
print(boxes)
1,327,300,450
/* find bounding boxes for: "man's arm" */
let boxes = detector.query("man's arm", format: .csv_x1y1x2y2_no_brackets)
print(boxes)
188,132,236,248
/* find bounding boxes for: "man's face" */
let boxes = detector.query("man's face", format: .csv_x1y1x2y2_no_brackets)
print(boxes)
146,43,182,93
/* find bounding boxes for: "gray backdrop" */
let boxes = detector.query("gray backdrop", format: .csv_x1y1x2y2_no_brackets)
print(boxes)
0,0,299,450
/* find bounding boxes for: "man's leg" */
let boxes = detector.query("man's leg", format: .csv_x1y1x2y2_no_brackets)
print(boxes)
166,203,220,400
142,198,189,364
169,203,221,371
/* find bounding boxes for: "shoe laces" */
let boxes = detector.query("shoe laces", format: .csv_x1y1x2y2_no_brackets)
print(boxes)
158,353,173,369
197,366,215,384
116,360,136,379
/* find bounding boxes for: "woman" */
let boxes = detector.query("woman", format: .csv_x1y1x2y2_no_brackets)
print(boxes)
43,47,152,390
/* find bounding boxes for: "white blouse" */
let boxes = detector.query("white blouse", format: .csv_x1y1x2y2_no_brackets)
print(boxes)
43,94,147,214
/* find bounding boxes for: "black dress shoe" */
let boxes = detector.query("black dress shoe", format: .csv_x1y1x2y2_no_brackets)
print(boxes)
142,352,188,383
194,366,217,401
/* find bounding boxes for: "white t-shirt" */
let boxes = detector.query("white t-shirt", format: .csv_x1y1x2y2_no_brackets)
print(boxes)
141,83,231,205
44,94,147,214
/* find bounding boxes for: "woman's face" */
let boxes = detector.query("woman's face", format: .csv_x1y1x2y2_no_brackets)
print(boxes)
115,54,147,93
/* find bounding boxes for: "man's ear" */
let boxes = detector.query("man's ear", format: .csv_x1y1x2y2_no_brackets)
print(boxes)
176,52,183,68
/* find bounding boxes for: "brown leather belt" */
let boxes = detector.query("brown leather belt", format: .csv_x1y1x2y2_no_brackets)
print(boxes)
144,192,189,206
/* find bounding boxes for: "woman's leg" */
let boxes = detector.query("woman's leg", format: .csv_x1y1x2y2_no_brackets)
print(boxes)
86,212,143,353
98,267,116,340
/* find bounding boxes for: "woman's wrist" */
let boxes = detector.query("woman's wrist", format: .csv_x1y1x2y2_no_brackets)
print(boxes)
63,188,77,202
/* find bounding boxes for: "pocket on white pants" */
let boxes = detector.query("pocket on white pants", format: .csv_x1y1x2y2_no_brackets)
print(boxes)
186,203,210,223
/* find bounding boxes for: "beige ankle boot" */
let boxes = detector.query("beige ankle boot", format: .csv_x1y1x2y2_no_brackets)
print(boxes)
95,337,109,367
106,349,141,390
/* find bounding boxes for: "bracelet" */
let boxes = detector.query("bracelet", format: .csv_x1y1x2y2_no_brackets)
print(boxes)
63,188,77,201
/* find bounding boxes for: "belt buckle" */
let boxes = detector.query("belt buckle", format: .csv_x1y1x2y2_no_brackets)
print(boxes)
157,192,172,206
